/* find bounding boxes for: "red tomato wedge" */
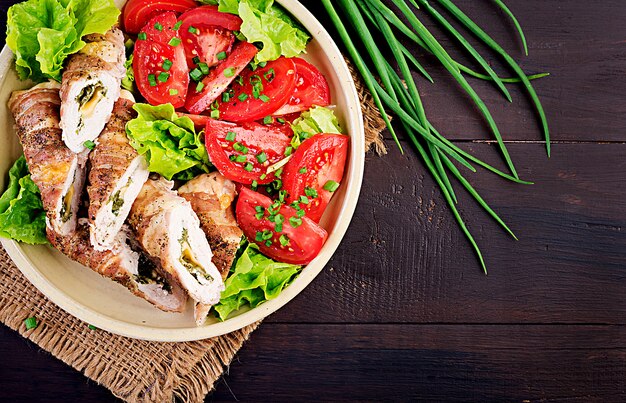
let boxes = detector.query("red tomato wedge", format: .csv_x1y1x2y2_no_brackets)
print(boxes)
176,112,210,131
274,58,331,115
205,119,292,185
282,134,349,222
236,187,328,265
181,25,235,68
218,57,297,122
178,5,242,68
134,12,189,108
185,41,258,114
178,5,243,32
123,0,197,34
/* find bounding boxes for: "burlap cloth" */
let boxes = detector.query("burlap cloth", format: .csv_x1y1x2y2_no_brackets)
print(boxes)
0,65,387,402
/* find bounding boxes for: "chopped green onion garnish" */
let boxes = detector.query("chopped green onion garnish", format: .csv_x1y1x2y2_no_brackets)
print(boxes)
238,93,248,102
196,81,205,92
223,67,235,77
148,74,157,87
217,51,227,61
279,234,290,246
284,146,293,157
157,72,170,82
299,195,309,205
277,117,286,124
173,21,183,30
259,94,270,103
263,116,273,124
192,56,201,64
296,209,305,218
211,109,220,119
234,155,246,163
162,59,173,71
272,179,282,190
138,32,147,40
299,167,307,174
256,152,267,163
83,140,96,150
168,37,181,47
260,173,267,180
222,92,231,102
289,216,302,228
305,187,318,198
225,131,236,142
278,190,287,202
324,180,340,192
251,180,259,191
244,162,253,171
154,22,163,31
169,88,178,96
275,222,283,232
198,62,209,75
264,68,275,82
258,61,267,68
188,25,198,34
265,240,273,247
88,324,98,330
190,68,203,81
24,317,37,330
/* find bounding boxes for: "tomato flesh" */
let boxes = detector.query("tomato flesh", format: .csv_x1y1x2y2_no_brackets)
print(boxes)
205,119,292,185
218,57,297,122
178,5,243,32
134,12,189,108
274,58,331,115
181,25,235,68
282,134,349,222
185,41,258,114
123,0,197,34
236,187,328,265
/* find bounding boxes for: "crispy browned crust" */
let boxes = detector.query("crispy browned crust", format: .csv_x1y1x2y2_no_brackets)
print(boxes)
178,177,242,279
46,222,185,313
87,98,138,221
8,83,80,214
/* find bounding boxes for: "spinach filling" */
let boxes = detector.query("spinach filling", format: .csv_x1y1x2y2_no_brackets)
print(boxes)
109,178,132,216
178,228,214,282
133,253,172,293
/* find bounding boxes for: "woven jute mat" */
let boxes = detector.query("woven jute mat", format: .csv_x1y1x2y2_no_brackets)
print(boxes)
0,65,386,402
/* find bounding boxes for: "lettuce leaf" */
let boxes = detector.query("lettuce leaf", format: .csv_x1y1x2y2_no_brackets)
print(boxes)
213,242,301,320
6,0,119,82
0,156,48,244
291,106,343,137
218,0,309,63
126,103,211,181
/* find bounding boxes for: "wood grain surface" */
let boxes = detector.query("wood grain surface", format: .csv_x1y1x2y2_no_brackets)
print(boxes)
1,0,626,402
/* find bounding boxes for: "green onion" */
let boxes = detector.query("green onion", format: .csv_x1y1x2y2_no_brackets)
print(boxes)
252,180,259,191
154,22,163,31
192,56,201,64
147,74,157,87
225,131,236,142
188,25,198,34
157,72,169,82
299,195,309,205
284,146,293,157
169,88,178,96
289,216,302,228
244,162,254,171
24,317,37,330
217,51,227,61
234,155,246,163
198,62,209,75
223,67,236,77
263,116,273,124
256,152,267,164
196,81,205,92
238,93,249,102
190,68,203,81
211,109,220,119
304,187,318,198
299,167,307,174
168,37,181,47
324,180,340,192
259,94,270,103
138,32,147,40
277,117,286,124
83,140,96,150
279,234,290,246
173,21,183,30
162,59,173,71
88,324,98,331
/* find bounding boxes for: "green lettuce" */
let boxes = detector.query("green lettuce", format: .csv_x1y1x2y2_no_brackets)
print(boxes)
0,156,48,244
213,242,302,320
126,103,211,181
291,106,344,137
218,0,310,63
6,0,119,82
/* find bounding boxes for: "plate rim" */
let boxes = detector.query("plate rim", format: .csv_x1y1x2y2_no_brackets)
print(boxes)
0,0,365,342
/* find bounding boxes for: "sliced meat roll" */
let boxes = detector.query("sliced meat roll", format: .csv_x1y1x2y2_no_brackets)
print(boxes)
9,81,86,236
88,95,149,251
129,177,225,306
60,27,126,153
178,173,243,326
47,221,187,312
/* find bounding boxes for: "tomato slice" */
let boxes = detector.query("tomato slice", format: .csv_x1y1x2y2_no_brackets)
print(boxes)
134,12,189,108
178,5,243,32
181,25,235,68
123,0,197,34
205,119,292,185
218,57,297,122
274,58,331,115
185,41,258,114
282,134,349,222
236,187,328,265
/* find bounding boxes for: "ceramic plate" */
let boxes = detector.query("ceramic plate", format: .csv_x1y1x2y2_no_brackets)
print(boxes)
0,0,364,341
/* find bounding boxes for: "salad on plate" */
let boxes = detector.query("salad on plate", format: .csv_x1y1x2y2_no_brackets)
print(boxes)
0,0,350,325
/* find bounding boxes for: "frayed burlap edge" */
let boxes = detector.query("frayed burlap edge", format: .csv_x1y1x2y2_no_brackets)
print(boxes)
0,67,386,403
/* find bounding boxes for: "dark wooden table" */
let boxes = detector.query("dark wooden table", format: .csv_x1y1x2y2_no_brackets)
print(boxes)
2,0,626,401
